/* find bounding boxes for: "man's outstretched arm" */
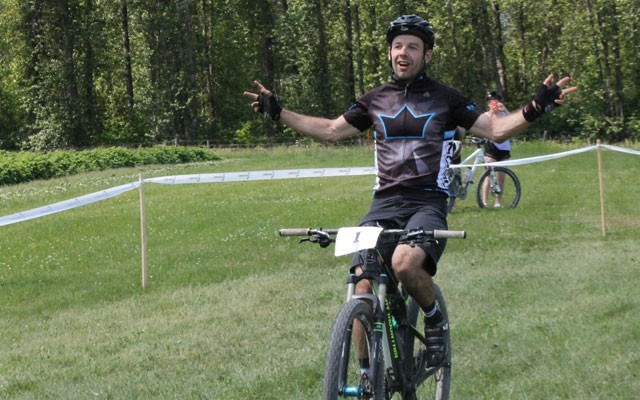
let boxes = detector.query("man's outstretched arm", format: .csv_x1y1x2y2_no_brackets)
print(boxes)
470,75,578,143
243,81,360,142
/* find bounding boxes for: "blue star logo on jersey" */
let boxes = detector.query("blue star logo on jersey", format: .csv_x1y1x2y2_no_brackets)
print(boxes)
377,104,435,140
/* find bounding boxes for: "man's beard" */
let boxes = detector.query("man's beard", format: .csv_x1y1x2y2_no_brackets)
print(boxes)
392,59,427,83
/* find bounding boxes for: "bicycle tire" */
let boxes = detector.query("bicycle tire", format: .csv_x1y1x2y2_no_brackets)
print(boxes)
475,166,521,209
406,284,451,400
446,172,462,213
323,299,384,400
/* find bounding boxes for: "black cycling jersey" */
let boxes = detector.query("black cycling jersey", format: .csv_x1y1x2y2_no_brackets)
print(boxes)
343,73,482,194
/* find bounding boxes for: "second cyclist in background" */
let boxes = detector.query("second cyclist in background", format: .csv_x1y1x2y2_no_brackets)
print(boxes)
482,91,512,208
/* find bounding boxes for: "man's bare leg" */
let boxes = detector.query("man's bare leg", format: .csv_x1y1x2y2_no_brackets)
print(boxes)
392,244,447,367
391,244,434,309
352,270,373,372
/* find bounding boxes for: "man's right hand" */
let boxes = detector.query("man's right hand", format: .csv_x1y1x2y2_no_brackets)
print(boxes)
243,81,282,121
522,74,577,122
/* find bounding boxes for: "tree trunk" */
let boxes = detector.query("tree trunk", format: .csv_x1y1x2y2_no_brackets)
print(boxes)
366,4,380,83
181,0,198,141
516,3,528,94
255,0,277,140
81,0,99,146
353,4,364,96
312,0,331,115
608,2,625,122
121,0,135,113
489,0,507,99
201,0,217,125
342,0,355,103
585,0,613,114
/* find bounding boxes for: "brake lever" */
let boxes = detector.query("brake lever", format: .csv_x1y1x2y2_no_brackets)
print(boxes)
298,232,335,248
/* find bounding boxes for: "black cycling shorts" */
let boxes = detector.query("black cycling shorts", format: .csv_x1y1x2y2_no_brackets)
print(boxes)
484,142,511,161
350,188,448,276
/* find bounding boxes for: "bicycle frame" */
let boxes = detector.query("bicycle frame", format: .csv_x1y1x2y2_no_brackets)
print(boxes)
450,142,487,195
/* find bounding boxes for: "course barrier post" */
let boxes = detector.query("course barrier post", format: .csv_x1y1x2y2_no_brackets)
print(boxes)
596,140,606,237
139,173,148,288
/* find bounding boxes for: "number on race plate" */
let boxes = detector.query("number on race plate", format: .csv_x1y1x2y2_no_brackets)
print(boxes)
334,227,383,257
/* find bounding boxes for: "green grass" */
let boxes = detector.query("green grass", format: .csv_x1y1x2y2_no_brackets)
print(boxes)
0,142,638,399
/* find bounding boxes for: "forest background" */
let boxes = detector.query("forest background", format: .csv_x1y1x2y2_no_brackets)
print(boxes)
0,0,638,151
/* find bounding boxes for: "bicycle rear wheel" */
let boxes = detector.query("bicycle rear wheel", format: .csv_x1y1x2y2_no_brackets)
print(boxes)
476,166,521,209
406,284,451,400
323,299,384,400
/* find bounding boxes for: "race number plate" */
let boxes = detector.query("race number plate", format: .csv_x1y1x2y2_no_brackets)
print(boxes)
334,227,383,257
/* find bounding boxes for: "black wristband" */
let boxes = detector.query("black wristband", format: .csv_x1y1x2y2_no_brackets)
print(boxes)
522,102,542,122
258,92,282,121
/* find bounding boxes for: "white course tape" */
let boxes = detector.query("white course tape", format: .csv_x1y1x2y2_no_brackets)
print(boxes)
601,144,640,156
0,182,140,227
0,145,636,227
450,145,598,169
0,167,374,227
144,167,375,185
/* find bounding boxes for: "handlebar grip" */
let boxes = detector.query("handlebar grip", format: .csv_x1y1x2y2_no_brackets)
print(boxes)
279,228,340,236
279,228,312,236
433,230,467,239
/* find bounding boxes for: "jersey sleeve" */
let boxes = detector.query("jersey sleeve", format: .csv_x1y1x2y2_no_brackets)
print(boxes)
342,91,375,132
448,90,483,130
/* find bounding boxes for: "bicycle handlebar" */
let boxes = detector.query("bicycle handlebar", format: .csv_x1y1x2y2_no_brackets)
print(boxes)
471,136,488,146
279,227,466,239
279,228,339,236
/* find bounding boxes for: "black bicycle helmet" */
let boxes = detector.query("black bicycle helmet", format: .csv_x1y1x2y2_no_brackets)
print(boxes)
386,15,435,50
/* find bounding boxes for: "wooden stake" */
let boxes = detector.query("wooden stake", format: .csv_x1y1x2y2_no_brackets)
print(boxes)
139,173,149,288
596,140,606,237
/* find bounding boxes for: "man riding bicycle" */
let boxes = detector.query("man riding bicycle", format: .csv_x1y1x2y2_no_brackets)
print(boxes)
244,14,576,370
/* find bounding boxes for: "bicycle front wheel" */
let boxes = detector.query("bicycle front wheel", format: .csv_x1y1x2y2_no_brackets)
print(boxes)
323,299,384,400
446,196,457,214
406,285,451,400
446,171,462,213
476,167,521,209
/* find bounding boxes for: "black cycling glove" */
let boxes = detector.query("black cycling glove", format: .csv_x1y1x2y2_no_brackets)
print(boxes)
522,83,562,122
258,91,282,121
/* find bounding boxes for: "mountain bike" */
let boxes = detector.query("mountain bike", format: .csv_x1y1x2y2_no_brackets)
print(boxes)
447,137,521,212
279,226,466,399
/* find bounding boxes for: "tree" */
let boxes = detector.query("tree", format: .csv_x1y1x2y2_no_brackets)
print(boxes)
1,0,639,149
19,0,103,150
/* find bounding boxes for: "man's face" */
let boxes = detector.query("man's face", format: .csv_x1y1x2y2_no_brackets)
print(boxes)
388,34,432,80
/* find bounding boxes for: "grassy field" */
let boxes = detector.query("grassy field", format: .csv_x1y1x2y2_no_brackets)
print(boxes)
0,142,638,399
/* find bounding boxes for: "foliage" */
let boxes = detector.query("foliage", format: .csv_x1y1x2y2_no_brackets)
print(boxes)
0,1,640,149
0,146,220,186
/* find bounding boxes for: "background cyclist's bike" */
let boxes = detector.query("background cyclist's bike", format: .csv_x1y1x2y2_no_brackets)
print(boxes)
279,226,466,400
447,137,521,212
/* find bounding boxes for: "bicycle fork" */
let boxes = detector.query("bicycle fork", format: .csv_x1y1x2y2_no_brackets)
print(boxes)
488,168,502,195
345,274,415,398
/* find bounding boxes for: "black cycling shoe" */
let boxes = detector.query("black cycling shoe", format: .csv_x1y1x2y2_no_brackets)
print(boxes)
424,319,448,367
